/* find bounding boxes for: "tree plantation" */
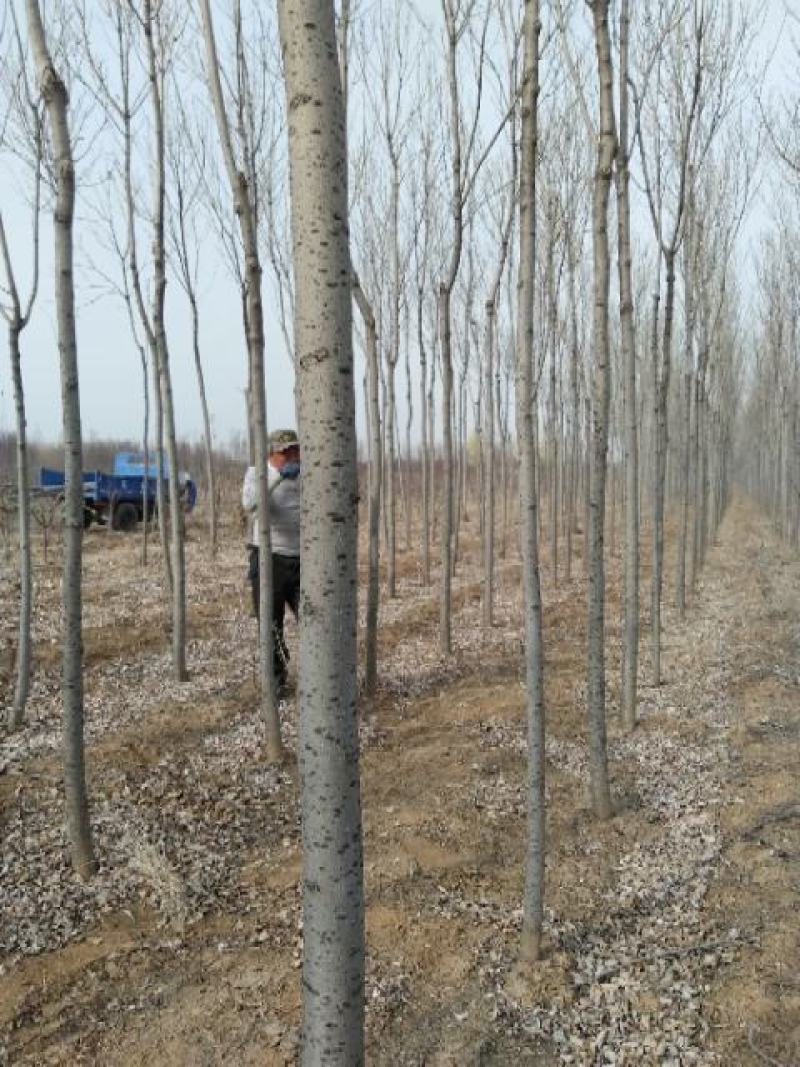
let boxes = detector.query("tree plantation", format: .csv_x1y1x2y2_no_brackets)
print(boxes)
1,1,799,1064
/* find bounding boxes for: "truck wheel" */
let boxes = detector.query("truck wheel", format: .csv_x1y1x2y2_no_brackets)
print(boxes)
112,502,138,532
83,507,94,529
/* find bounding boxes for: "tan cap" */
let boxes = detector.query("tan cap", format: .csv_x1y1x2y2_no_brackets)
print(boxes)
268,428,299,452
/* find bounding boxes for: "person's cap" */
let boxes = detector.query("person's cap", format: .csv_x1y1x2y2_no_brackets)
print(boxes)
268,428,299,452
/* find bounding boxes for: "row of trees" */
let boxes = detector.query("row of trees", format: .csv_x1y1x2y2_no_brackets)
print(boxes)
1,0,358,1059
3,0,800,1060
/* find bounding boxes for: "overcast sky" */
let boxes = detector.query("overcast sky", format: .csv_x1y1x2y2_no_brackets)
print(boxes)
0,1,797,456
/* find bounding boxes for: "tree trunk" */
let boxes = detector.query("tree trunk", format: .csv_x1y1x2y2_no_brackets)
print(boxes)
25,0,96,879
386,159,400,598
428,349,437,542
482,177,514,626
586,0,615,822
153,363,171,579
354,277,381,694
677,362,692,618
176,187,218,555
404,317,413,551
199,0,282,755
566,232,580,582
277,2,364,1059
120,37,170,585
439,284,455,653
498,368,509,562
418,293,431,585
438,1,466,656
517,0,546,965
652,247,677,687
139,340,150,564
143,0,187,682
7,322,32,729
483,302,497,627
616,0,639,732
546,221,559,586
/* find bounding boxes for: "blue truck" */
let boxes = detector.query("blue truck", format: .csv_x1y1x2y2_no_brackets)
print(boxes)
38,452,197,532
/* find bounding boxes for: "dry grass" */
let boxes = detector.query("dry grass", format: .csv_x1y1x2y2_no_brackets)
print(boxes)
124,831,190,934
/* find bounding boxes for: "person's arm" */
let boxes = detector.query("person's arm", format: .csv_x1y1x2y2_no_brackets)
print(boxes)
242,465,257,512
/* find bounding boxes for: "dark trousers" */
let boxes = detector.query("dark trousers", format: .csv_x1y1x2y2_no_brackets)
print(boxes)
248,547,300,685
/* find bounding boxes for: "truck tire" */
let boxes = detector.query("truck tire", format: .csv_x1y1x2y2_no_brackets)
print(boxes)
112,502,138,532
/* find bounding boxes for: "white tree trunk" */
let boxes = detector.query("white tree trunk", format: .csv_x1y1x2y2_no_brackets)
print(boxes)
278,2,364,1061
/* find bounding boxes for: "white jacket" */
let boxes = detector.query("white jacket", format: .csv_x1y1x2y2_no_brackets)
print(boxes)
242,464,300,557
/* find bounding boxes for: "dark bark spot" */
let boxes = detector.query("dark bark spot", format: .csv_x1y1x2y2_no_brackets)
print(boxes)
298,347,329,369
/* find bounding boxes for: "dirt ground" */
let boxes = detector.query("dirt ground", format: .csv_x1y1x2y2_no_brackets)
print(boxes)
0,497,798,1065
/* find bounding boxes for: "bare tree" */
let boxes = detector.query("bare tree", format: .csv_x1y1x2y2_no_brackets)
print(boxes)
585,0,616,821
554,0,615,815
616,0,640,731
199,0,283,758
516,0,546,964
81,0,186,666
354,278,381,694
25,0,96,878
409,113,441,588
374,5,411,600
435,0,466,652
340,0,383,694
0,11,42,729
139,0,187,680
482,153,516,627
277,0,364,1059
167,113,218,554
631,1,706,685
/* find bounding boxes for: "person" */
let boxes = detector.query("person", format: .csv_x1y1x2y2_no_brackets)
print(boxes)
242,429,301,694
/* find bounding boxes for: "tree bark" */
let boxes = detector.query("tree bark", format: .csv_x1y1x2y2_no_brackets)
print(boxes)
386,156,400,598
278,2,364,1061
25,0,96,878
200,0,283,757
117,5,170,585
143,0,187,682
439,283,455,653
0,190,39,731
482,180,514,627
6,321,32,729
437,0,466,656
586,0,616,822
616,0,639,732
354,276,381,694
174,181,218,556
516,0,546,965
418,291,431,585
